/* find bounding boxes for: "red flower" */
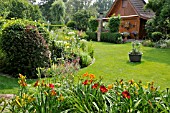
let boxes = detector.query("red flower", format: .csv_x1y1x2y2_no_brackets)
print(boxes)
122,90,131,99
92,83,99,89
34,80,39,87
82,80,88,85
49,84,55,89
100,85,108,93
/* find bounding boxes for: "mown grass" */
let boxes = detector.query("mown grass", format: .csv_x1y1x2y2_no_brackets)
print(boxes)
0,42,170,94
77,42,170,90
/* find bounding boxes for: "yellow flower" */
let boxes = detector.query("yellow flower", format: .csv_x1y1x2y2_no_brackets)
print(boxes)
107,84,113,90
28,96,35,103
58,94,64,101
15,97,22,107
134,83,139,89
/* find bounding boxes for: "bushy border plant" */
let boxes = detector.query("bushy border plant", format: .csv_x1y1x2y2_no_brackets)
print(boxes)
0,19,50,78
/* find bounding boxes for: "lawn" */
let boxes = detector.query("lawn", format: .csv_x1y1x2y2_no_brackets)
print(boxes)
77,42,170,90
0,42,170,94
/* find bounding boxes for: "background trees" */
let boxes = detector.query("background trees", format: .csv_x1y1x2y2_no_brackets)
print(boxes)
0,0,42,21
145,0,170,39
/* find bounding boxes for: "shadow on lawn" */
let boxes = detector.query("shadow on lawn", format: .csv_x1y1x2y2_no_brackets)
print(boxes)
142,48,170,65
126,61,144,66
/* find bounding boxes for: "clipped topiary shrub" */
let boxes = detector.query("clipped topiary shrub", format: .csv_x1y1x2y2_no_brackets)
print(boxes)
101,32,122,43
89,17,98,32
0,19,50,78
151,32,163,42
108,16,120,33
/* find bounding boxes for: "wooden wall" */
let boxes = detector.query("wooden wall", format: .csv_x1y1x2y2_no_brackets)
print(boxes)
119,16,140,39
108,0,137,17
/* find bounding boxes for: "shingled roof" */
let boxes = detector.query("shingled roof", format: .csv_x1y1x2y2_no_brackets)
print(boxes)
106,0,155,19
129,0,155,19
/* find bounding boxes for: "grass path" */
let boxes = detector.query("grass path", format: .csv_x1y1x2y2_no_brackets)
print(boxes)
77,42,170,90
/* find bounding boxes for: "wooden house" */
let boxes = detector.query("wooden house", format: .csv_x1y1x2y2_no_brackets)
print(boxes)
106,0,154,39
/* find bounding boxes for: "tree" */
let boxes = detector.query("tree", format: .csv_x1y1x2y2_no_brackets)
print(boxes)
145,0,170,38
50,0,65,24
0,0,42,21
93,0,114,14
73,10,90,31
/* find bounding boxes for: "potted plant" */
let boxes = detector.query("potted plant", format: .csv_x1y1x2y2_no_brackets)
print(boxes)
121,32,130,42
129,40,142,62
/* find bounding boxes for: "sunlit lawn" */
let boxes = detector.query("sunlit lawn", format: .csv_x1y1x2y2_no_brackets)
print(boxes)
77,42,170,90
0,42,170,94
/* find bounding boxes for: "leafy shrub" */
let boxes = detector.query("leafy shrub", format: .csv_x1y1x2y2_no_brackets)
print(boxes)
0,19,50,78
151,32,163,42
79,52,92,68
101,32,122,43
88,17,98,32
142,40,155,47
108,16,120,33
85,32,97,41
66,21,76,30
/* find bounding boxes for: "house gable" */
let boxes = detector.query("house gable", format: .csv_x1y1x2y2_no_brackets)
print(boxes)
106,0,154,19
106,0,138,17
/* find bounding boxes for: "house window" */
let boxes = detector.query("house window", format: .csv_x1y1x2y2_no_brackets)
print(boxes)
122,0,128,8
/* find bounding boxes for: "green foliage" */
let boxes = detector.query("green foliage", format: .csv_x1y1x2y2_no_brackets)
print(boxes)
66,21,76,30
129,41,142,55
50,0,65,24
145,0,170,39
89,17,98,32
100,32,122,43
73,10,90,31
85,32,97,41
108,16,120,33
0,19,50,78
2,0,42,21
142,40,155,47
151,32,163,42
1,73,169,112
79,52,92,68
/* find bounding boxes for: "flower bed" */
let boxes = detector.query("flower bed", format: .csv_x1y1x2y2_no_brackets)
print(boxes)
0,73,169,112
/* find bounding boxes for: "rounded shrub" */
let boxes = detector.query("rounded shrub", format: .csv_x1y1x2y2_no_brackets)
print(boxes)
66,21,76,30
79,52,92,68
151,32,163,42
0,19,50,78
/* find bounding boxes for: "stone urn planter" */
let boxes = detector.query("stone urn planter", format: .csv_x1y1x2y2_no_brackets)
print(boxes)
129,41,142,62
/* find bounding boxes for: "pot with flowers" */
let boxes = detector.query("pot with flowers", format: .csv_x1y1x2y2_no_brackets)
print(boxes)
129,40,142,62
